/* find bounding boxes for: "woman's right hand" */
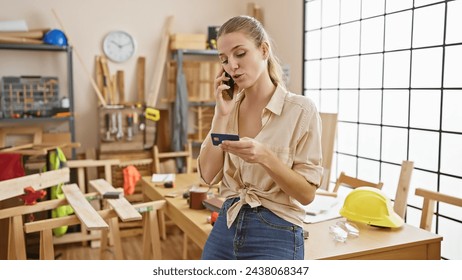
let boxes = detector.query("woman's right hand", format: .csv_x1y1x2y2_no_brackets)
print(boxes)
214,70,237,117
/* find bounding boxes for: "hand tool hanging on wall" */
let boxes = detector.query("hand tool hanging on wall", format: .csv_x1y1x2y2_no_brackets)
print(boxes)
138,112,146,131
116,111,124,141
103,113,114,142
126,114,134,141
132,111,139,135
110,113,118,135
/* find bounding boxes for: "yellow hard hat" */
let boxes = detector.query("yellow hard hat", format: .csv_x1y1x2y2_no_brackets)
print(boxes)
339,186,404,228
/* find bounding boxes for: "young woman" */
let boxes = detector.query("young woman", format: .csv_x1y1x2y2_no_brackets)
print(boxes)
197,15,323,260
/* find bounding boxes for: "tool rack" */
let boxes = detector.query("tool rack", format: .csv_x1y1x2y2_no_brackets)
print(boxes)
0,43,76,158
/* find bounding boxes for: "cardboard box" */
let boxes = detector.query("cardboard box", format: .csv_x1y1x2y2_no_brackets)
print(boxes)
170,33,206,50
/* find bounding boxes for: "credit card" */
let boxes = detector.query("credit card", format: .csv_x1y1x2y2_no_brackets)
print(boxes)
211,133,240,146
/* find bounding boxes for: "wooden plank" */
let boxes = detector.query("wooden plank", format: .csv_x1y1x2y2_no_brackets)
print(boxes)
40,229,54,260
416,188,462,207
117,70,125,104
415,188,462,231
66,159,120,168
99,56,114,105
95,56,104,98
39,168,70,190
0,168,70,201
0,173,39,201
25,209,112,234
319,113,337,190
61,184,108,230
89,179,142,222
394,161,414,218
0,192,99,220
0,143,34,153
0,30,46,39
147,15,174,107
136,57,145,103
0,35,42,44
24,201,164,233
53,231,101,244
10,215,26,259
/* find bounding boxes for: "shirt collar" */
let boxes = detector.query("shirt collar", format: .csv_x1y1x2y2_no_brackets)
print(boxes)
265,84,286,116
236,84,287,116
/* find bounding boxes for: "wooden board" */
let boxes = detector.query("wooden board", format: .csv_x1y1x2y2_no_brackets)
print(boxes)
0,168,70,202
136,57,145,104
89,179,142,222
61,184,108,230
147,15,174,107
169,33,207,50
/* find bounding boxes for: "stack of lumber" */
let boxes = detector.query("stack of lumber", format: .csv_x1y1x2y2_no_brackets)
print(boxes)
0,29,49,45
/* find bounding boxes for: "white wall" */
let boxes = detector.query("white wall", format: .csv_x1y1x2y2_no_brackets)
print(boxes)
0,0,303,153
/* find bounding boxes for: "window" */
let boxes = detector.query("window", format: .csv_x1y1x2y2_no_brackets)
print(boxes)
304,0,462,260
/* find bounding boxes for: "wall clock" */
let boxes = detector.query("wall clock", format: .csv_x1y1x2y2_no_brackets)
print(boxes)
102,30,136,63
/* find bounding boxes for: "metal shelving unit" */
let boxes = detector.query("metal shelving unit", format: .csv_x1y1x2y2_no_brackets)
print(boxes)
0,43,76,158
171,49,218,148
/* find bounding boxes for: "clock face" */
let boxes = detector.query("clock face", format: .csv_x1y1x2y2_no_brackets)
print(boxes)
102,31,136,63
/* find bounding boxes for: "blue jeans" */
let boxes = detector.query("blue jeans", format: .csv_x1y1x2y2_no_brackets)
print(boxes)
201,198,304,260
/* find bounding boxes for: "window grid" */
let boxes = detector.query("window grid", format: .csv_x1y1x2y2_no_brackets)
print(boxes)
303,0,462,260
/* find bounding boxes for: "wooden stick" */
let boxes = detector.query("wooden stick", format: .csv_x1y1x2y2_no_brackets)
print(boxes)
51,8,107,106
117,70,125,104
147,15,174,107
89,179,142,222
0,35,42,44
62,184,109,230
95,56,104,101
0,30,45,39
136,57,145,104
111,74,117,105
0,168,70,202
99,56,113,105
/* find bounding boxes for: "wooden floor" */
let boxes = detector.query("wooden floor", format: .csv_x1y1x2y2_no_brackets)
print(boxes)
50,225,203,260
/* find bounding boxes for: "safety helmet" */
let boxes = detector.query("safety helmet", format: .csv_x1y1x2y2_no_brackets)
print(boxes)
43,29,68,46
339,186,404,228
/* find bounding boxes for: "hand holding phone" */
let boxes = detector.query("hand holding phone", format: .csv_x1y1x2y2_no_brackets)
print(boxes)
211,133,239,146
222,72,235,100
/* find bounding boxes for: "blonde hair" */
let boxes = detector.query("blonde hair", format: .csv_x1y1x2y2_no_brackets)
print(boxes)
218,15,285,88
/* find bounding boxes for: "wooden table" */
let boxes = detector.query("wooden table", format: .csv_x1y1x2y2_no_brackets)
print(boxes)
141,174,213,251
141,174,443,260
304,218,441,259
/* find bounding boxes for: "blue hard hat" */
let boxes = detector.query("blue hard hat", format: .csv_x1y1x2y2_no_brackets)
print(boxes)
43,29,68,46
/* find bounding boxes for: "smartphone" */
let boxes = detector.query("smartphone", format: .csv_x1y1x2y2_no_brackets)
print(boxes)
211,133,239,145
222,72,235,100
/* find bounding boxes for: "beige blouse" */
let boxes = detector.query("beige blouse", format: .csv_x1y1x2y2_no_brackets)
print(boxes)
197,84,323,228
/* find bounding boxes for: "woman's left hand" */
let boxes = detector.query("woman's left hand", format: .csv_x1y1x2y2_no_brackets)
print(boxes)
219,137,271,164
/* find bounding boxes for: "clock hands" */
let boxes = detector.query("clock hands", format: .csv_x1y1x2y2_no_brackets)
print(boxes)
110,40,123,48
110,40,133,49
